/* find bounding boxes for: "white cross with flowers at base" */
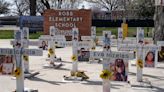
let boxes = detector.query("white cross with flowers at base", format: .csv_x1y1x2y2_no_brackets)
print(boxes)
0,29,43,92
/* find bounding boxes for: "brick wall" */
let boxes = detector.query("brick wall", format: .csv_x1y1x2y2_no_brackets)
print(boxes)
43,9,92,40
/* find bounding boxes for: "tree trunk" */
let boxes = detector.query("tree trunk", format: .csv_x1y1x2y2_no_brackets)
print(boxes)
30,0,36,16
41,0,50,9
154,6,164,44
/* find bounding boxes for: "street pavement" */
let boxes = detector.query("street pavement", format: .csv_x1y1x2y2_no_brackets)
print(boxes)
0,39,164,92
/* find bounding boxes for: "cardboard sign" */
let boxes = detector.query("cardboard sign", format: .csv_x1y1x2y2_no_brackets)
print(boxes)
0,55,14,75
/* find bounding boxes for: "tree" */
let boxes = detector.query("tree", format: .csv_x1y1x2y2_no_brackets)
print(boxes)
85,0,123,12
133,0,155,19
154,4,164,43
85,0,134,20
36,0,81,15
0,0,10,14
13,0,29,15
62,0,82,9
29,0,36,16
40,0,50,9
39,0,81,9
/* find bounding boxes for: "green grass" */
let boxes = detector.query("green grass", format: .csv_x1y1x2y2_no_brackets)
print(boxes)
0,30,43,39
0,30,14,39
0,27,153,39
96,27,153,37
29,31,43,39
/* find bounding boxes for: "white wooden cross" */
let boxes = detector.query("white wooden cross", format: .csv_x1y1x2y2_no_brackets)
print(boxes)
57,28,91,73
119,44,160,81
0,30,43,92
96,37,118,47
10,27,41,74
81,26,97,63
21,27,30,73
90,31,134,92
118,27,161,82
38,26,66,67
11,27,37,73
90,51,134,92
118,27,154,45
118,27,138,45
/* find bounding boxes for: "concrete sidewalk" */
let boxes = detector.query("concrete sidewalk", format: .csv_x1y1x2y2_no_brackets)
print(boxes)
0,40,164,92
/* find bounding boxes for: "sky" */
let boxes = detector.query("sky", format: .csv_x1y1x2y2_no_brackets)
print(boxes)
3,0,91,16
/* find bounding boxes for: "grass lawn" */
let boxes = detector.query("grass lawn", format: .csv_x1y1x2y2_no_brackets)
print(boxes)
0,30,14,39
96,27,153,37
0,30,43,39
0,27,153,39
29,31,43,39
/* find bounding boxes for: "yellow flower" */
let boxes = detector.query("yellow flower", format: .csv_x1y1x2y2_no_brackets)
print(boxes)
96,38,99,45
48,48,54,55
100,69,113,80
23,55,28,61
71,55,77,61
91,47,96,50
159,51,164,58
70,71,76,76
137,59,143,68
14,68,21,78
70,71,89,80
